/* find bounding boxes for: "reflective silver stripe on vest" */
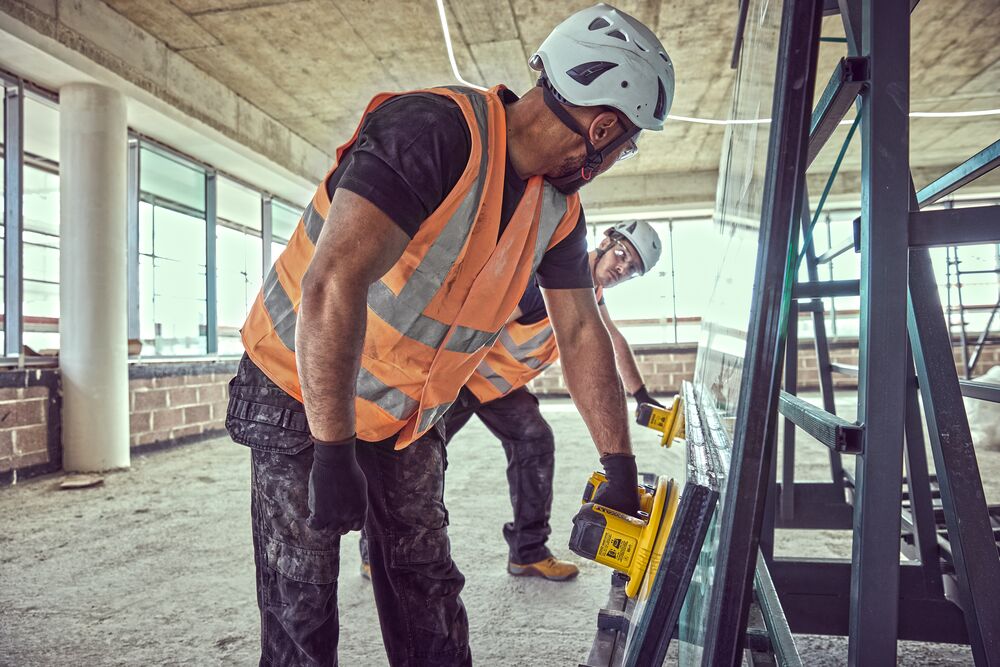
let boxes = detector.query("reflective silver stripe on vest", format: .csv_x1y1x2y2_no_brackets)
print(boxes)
531,182,570,271
475,359,513,395
418,401,455,433
262,268,297,351
356,367,418,420
501,326,553,356
446,327,500,353
303,203,325,245
366,91,492,352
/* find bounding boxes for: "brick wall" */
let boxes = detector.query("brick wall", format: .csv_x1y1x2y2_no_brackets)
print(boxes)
0,367,60,484
0,360,237,485
128,362,236,449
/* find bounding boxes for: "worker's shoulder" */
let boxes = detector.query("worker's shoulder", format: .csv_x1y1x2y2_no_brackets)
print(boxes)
373,91,468,127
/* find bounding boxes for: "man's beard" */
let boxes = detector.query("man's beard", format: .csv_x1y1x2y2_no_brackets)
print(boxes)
545,155,589,195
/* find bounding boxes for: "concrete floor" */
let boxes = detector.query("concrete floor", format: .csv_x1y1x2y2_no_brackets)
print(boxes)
0,395,995,665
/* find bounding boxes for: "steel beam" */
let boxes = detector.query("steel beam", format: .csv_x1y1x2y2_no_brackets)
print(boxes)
808,57,868,167
261,196,273,279
778,391,863,453
798,191,845,485
959,379,1000,403
701,0,823,662
754,556,802,667
848,0,911,661
205,172,218,355
792,280,860,299
909,206,1000,247
126,138,140,342
816,234,857,265
908,248,1000,663
3,83,23,357
916,139,1000,208
781,305,798,523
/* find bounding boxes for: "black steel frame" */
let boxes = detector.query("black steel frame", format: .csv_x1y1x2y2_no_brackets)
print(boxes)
756,0,1000,664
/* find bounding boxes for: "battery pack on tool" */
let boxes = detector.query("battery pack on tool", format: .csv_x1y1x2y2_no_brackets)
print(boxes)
636,395,685,447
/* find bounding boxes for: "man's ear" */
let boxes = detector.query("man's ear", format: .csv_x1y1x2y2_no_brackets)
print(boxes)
589,110,622,145
597,235,614,251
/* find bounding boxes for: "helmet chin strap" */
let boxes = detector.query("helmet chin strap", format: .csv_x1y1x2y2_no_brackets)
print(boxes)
539,78,637,183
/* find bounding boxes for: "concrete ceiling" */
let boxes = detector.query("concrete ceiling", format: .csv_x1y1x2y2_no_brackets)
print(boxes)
101,0,1000,206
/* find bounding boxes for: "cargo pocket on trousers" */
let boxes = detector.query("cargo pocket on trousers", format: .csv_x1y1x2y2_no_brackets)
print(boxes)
263,535,340,586
391,526,451,567
226,380,312,455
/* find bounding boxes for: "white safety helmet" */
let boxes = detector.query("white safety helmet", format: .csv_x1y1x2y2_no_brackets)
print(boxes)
606,220,662,275
530,3,675,132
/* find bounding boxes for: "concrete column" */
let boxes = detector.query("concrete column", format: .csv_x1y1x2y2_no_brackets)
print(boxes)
59,83,130,471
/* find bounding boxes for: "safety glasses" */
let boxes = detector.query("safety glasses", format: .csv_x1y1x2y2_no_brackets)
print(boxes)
612,240,643,278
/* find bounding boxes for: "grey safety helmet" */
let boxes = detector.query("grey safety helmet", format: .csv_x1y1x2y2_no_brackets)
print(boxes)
529,3,675,132
606,220,662,275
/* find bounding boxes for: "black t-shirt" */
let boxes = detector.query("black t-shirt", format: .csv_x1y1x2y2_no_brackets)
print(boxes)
325,90,591,289
515,276,605,325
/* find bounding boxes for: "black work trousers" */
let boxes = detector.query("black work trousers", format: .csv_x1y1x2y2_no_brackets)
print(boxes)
444,386,556,564
226,355,471,667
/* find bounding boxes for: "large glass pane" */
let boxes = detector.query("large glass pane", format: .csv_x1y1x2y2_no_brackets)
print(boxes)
218,177,262,230
24,96,58,163
23,166,60,351
139,146,206,213
137,202,208,355
272,201,300,243
217,225,263,355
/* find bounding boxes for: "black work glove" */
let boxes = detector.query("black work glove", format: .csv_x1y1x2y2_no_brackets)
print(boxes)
592,453,641,518
307,435,368,534
632,385,665,409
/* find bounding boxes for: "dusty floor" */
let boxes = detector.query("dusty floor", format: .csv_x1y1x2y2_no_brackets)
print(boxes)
0,394,995,666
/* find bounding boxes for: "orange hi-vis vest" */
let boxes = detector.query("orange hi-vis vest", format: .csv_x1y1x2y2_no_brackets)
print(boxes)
466,285,604,403
241,86,581,447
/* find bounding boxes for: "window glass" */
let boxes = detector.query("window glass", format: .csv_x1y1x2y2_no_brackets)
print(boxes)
272,201,300,243
140,147,205,213
217,225,263,355
24,96,58,162
137,200,208,355
218,177,262,230
23,166,60,351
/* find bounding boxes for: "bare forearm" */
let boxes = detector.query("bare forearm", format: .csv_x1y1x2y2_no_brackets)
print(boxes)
610,332,644,393
296,280,368,442
559,321,633,456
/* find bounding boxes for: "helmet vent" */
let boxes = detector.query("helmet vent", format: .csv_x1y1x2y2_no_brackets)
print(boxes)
606,29,628,42
566,61,620,86
635,41,648,52
659,52,670,64
588,17,611,31
653,78,667,121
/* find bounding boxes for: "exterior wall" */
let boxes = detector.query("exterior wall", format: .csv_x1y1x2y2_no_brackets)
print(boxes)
127,361,237,449
528,339,1000,397
5,340,1000,484
0,367,61,485
1,359,237,486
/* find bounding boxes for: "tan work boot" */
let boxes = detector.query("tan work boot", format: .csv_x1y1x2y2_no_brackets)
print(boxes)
360,563,371,580
508,556,579,581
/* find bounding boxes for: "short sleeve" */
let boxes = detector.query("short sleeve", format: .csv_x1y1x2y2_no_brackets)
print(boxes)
326,94,471,238
535,209,593,290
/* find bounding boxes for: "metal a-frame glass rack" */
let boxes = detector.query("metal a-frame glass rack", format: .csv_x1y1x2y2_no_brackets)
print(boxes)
579,0,1000,664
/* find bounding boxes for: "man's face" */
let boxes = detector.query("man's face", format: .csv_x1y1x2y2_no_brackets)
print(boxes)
546,112,639,195
595,236,644,289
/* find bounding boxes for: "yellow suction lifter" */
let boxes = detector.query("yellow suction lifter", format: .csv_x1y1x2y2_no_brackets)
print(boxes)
636,395,685,447
569,475,680,598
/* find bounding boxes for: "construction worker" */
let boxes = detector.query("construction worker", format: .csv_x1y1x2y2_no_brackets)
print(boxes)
225,4,674,666
358,221,666,582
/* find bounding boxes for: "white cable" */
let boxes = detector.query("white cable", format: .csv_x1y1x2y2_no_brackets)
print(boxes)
434,7,1000,123
435,0,487,92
